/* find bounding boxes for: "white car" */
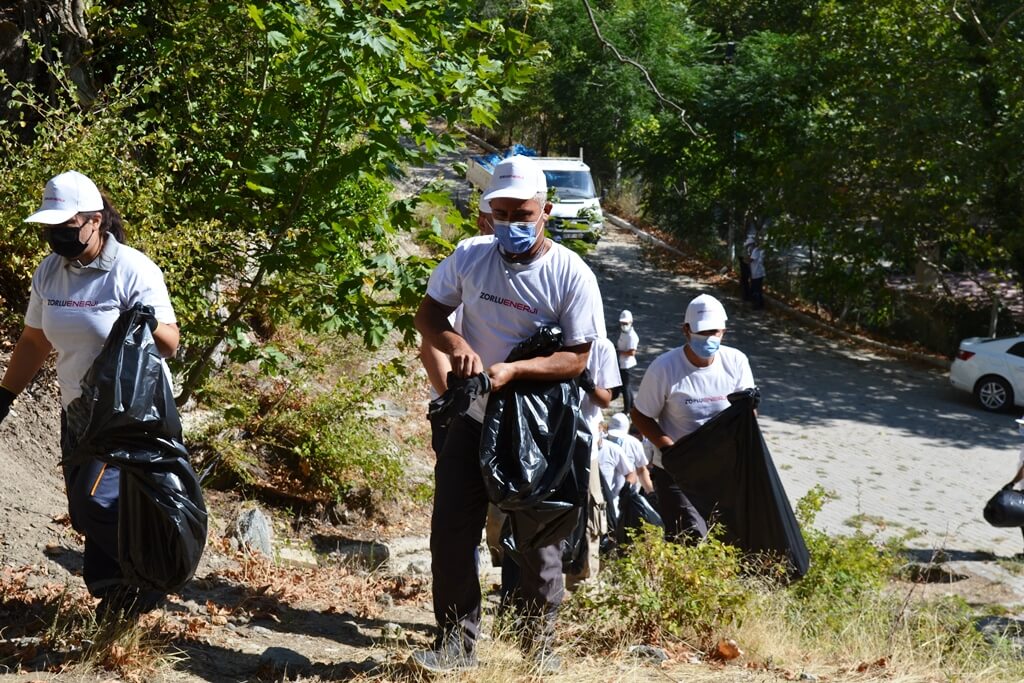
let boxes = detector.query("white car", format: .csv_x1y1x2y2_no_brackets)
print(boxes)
950,335,1024,412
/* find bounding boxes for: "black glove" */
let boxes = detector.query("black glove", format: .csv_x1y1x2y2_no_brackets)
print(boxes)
727,386,761,411
1003,481,1017,491
641,488,659,508
145,316,158,333
0,386,16,426
578,368,597,394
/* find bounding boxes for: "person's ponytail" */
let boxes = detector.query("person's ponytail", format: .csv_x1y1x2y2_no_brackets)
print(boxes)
98,192,126,244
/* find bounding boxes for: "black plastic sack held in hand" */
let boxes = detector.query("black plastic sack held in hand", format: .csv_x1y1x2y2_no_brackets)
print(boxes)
479,326,592,552
615,486,664,547
661,392,809,579
984,488,1024,527
65,303,207,593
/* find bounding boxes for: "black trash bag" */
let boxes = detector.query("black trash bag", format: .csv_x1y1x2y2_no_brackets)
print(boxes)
560,505,588,574
661,393,809,579
428,372,492,429
984,488,1024,527
615,485,664,546
481,326,592,552
65,303,207,593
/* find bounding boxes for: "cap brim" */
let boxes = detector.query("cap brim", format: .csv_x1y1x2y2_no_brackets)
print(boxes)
692,316,728,331
608,428,628,437
24,208,77,224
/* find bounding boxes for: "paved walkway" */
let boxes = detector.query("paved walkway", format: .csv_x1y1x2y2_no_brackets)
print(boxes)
587,224,1024,559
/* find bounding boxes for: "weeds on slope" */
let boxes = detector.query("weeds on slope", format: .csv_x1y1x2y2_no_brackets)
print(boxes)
563,485,1024,682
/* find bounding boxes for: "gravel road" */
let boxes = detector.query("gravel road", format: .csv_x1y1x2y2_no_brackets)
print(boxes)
588,223,1024,560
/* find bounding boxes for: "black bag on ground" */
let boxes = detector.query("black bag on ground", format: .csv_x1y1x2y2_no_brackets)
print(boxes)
615,486,664,546
661,392,809,579
66,303,207,593
984,487,1024,527
480,326,592,553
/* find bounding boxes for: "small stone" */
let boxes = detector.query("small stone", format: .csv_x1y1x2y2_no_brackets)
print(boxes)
406,562,427,575
331,541,390,570
278,546,319,569
42,544,63,556
258,646,311,677
376,593,394,608
211,615,229,626
251,626,273,636
627,644,669,663
799,674,818,682
232,508,274,559
380,623,404,640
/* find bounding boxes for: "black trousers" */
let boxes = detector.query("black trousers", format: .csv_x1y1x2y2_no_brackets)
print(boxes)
750,277,764,310
61,412,124,597
619,367,634,414
431,416,564,653
650,465,714,541
739,260,753,300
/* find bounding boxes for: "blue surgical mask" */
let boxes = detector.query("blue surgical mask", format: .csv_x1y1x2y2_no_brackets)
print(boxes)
688,333,721,358
493,217,540,254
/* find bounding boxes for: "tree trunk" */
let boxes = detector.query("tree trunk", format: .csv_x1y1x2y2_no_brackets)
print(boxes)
0,0,94,134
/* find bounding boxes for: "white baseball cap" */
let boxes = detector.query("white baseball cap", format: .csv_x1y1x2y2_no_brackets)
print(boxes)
478,195,491,214
24,171,104,224
482,155,547,202
685,294,728,332
608,413,630,437
619,309,633,324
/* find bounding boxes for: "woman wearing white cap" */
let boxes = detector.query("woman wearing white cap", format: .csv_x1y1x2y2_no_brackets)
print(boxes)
0,171,179,617
616,310,639,413
631,293,755,540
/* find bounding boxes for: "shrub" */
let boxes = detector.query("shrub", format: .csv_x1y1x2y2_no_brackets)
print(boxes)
564,523,749,650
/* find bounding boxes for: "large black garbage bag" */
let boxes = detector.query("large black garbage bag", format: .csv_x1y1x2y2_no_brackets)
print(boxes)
661,394,809,579
65,303,207,593
984,488,1024,527
481,326,592,552
615,486,664,546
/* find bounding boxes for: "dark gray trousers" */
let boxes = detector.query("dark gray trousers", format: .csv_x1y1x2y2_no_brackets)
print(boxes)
431,416,564,653
650,465,713,541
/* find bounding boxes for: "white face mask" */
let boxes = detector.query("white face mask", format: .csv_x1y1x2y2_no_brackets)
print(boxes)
620,322,631,332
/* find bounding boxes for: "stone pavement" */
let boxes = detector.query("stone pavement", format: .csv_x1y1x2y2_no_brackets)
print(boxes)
586,224,1024,572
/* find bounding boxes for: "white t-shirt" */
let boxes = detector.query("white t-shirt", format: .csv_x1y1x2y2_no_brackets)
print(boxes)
598,437,633,516
580,336,621,442
750,246,766,279
426,235,605,422
634,344,754,467
25,236,176,408
617,327,639,369
607,431,648,470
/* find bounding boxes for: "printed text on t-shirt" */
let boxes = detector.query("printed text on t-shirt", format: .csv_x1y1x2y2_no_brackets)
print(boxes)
47,299,97,307
478,291,538,314
684,395,727,405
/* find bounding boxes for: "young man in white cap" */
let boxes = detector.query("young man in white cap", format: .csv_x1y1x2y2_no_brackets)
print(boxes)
631,293,755,540
413,155,605,672
616,309,639,413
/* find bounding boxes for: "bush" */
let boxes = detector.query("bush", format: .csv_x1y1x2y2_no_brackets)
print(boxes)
564,523,750,650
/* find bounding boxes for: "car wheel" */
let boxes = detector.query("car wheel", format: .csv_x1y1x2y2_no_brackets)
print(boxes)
974,375,1014,412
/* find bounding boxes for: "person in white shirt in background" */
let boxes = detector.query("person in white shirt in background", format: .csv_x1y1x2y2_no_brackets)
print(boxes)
606,412,654,495
566,336,620,589
631,293,755,541
616,309,639,413
749,232,766,311
597,425,636,520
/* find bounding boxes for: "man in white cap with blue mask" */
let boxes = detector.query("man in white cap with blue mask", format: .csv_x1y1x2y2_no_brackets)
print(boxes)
631,293,755,540
413,155,605,672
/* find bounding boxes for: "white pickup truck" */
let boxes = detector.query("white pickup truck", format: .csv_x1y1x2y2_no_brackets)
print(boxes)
466,151,604,243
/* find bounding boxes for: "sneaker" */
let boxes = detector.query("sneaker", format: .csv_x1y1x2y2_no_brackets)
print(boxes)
408,633,478,673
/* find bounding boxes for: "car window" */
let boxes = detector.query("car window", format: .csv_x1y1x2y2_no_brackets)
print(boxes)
1008,342,1024,358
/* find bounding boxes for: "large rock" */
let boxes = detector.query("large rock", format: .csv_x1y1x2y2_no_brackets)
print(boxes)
258,647,311,680
232,508,273,559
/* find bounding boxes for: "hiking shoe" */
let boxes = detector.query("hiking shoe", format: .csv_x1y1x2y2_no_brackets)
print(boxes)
408,634,478,673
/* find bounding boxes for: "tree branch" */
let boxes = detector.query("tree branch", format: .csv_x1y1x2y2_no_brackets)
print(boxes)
579,0,697,136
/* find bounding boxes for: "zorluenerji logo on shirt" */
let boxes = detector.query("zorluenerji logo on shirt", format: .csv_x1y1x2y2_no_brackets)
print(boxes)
478,291,538,314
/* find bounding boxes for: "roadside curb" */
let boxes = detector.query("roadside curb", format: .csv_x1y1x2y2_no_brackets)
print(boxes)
604,213,952,372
